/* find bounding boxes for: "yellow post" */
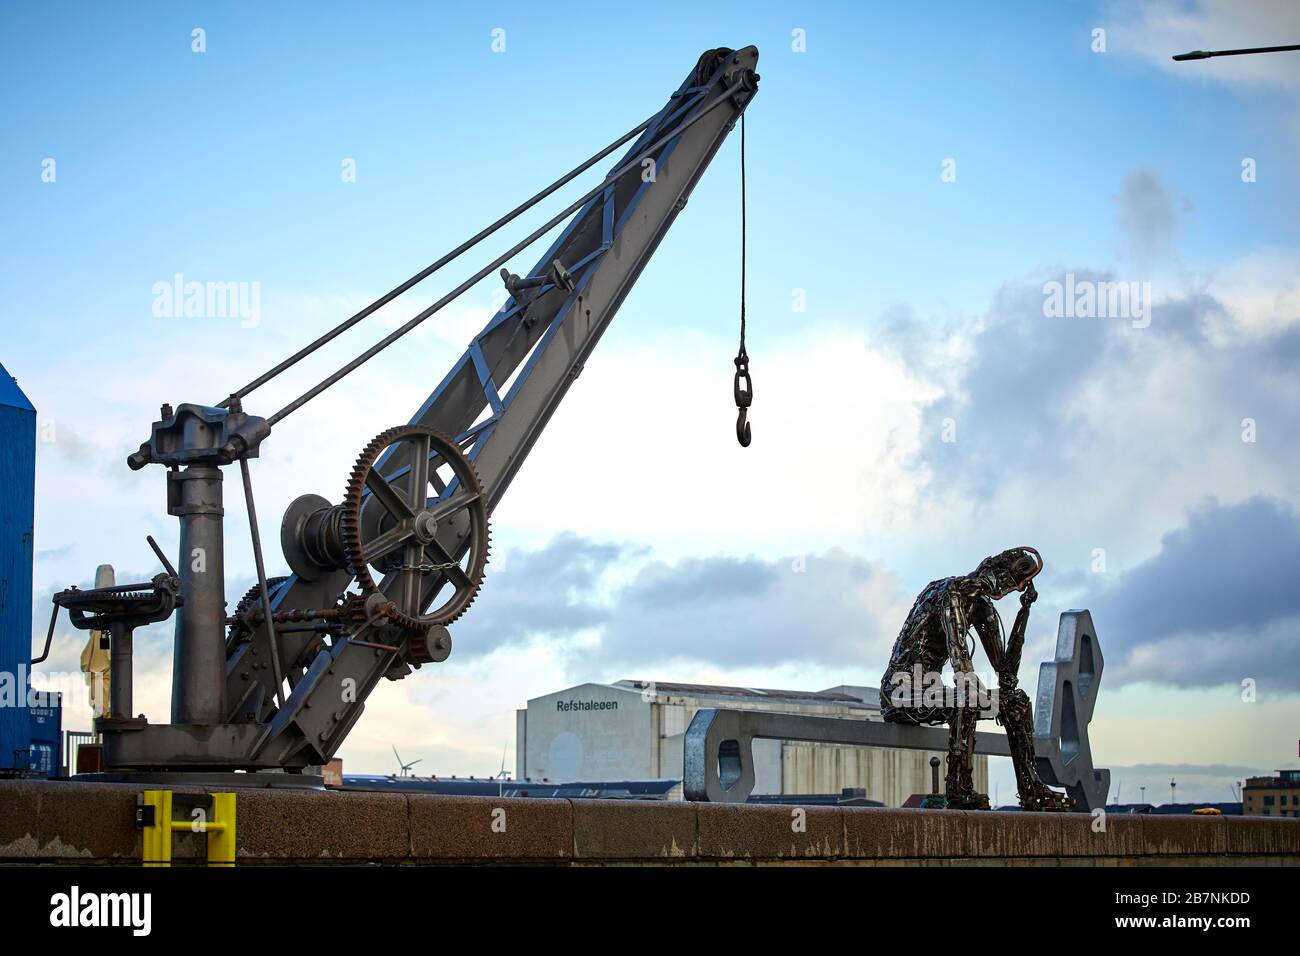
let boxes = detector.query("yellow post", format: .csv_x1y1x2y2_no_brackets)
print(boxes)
140,789,236,866
141,789,173,867
207,792,237,866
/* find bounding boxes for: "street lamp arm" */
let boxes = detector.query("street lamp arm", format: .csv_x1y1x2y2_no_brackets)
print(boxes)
1174,44,1300,61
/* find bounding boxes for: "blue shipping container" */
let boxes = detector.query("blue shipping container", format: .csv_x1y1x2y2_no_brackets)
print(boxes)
28,691,62,777
0,362,36,772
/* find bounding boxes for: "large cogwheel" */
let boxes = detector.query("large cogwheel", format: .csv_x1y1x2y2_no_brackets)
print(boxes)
340,425,490,635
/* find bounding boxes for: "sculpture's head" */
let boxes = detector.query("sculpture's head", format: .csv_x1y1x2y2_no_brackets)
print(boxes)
972,547,1043,599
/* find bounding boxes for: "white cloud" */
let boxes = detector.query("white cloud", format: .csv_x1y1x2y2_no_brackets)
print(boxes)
491,325,935,559
1202,248,1300,338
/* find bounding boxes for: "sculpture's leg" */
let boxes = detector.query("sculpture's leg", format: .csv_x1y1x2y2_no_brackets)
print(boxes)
937,601,989,810
945,705,988,809
1001,687,1072,812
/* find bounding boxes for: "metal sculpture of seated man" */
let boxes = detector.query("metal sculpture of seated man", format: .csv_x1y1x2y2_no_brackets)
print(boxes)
879,547,1074,812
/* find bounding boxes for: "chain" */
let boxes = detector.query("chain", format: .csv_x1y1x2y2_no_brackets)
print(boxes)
392,561,461,573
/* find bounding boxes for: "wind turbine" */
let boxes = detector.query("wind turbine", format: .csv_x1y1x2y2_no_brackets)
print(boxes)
392,745,422,778
495,742,510,797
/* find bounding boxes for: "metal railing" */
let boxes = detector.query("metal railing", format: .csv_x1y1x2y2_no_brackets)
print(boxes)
64,730,101,777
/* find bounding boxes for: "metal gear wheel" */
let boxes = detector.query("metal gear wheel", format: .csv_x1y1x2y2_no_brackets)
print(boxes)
340,425,489,635
226,576,288,650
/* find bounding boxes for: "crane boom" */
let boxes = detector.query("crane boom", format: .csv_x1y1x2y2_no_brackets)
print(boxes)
413,46,758,512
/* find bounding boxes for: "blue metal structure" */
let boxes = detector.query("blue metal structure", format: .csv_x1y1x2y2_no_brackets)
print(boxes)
27,691,62,777
0,362,35,772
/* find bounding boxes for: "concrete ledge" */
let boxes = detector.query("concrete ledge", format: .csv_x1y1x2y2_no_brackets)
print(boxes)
237,788,409,861
1217,814,1300,856
697,803,843,860
844,806,969,858
2,781,1297,865
574,799,694,860
1143,813,1229,856
963,809,1067,858
1060,811,1144,858
0,781,144,861
409,794,572,861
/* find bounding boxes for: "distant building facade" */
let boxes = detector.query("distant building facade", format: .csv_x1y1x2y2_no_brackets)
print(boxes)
1243,769,1300,817
515,680,986,808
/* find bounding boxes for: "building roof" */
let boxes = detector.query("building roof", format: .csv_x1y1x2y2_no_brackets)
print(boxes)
746,791,884,807
614,680,878,708
1244,769,1300,787
1044,802,1247,815
338,775,679,799
818,685,880,703
0,364,35,413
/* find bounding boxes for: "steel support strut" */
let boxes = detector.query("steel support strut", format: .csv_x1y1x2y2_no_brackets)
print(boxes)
109,622,133,718
169,465,227,725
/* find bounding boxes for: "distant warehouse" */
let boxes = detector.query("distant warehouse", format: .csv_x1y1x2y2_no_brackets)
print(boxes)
517,680,986,807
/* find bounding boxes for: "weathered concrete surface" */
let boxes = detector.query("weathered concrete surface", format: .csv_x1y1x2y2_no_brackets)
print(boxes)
697,803,844,860
1,780,1297,865
409,795,571,861
574,799,694,860
0,781,143,861
237,788,409,861
843,806,969,858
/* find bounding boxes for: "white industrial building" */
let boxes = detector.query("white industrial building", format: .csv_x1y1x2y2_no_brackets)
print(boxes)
515,680,987,807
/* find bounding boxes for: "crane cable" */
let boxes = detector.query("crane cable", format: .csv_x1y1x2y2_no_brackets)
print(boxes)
733,112,753,447
261,81,744,427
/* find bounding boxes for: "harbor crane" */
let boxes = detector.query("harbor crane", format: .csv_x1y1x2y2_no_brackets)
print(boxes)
43,46,760,780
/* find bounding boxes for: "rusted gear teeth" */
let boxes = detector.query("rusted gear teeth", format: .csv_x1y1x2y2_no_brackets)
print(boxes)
404,625,442,664
340,424,490,636
404,630,432,664
226,576,289,648
340,593,380,630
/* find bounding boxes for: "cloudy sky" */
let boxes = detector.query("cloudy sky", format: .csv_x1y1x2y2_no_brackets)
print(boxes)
4,1,1298,804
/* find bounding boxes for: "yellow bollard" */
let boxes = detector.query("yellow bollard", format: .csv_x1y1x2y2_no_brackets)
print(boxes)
139,790,236,867
141,789,173,867
207,792,237,866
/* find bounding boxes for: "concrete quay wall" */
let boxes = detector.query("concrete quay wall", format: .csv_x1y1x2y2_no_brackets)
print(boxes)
2,781,1297,865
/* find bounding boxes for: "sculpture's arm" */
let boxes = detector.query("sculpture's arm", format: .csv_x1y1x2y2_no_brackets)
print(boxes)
939,599,975,678
1002,582,1037,686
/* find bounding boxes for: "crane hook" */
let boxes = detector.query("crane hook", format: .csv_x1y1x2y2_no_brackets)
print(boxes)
734,354,752,447
731,110,752,449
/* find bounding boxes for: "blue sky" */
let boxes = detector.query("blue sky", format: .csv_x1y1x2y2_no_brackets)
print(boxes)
4,1,1300,803
4,2,1295,344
